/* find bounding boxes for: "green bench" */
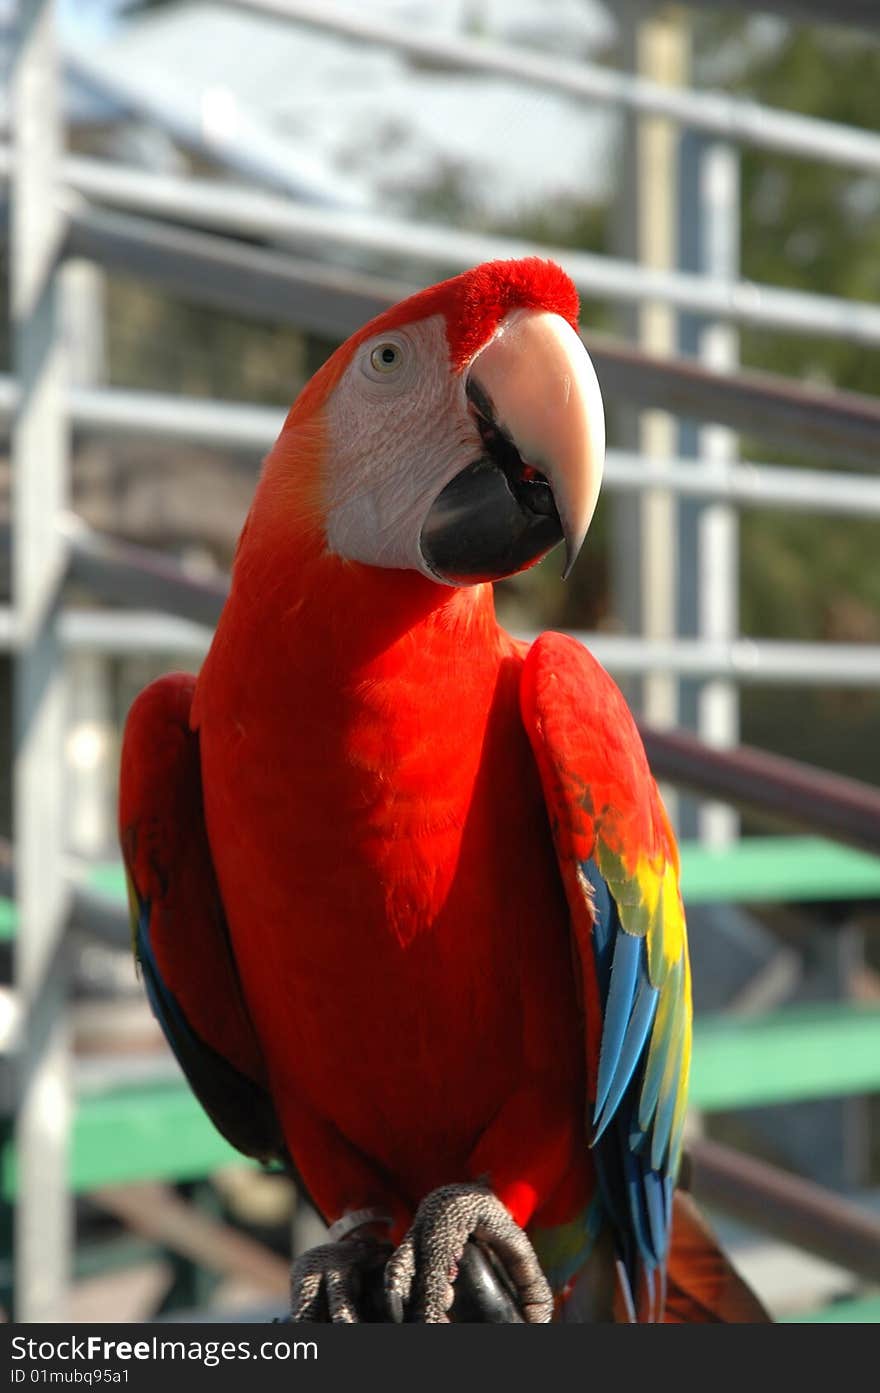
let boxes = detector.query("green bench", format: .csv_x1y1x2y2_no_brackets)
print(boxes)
2,999,878,1200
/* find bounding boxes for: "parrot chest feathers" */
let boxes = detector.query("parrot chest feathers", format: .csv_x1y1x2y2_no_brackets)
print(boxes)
196,611,582,1193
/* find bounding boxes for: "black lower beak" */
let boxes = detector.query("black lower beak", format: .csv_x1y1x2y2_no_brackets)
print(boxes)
419,385,563,584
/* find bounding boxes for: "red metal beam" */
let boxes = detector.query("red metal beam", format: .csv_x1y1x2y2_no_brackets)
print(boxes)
689,1137,880,1286
641,723,880,856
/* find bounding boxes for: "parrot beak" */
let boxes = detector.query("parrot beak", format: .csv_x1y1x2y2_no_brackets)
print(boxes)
420,310,605,585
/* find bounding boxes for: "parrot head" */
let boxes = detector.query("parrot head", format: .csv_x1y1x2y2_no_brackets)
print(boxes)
271,257,605,587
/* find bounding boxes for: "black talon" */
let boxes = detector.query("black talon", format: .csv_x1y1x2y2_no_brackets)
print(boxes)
386,1286,406,1324
451,1242,525,1323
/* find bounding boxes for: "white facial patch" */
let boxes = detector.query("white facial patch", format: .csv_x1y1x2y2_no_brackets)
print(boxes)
323,315,477,581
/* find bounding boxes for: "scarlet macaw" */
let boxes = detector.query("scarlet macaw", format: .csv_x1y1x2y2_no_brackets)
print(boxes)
121,258,734,1322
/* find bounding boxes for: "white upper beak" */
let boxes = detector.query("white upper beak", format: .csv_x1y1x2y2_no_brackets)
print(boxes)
468,310,605,576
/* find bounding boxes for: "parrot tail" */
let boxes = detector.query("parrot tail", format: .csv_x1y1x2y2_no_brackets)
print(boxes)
663,1191,772,1323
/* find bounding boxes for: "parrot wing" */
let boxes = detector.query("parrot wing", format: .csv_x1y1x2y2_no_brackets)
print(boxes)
119,673,286,1167
520,632,691,1318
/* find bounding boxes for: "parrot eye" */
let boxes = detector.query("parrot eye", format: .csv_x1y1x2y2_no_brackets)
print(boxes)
369,343,403,373
356,330,416,393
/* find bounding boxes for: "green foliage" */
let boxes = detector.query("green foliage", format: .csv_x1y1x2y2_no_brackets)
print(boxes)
741,511,880,642
692,16,880,778
726,26,880,397
726,25,880,661
105,275,308,407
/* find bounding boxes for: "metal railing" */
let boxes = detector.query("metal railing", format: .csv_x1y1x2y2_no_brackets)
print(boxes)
4,377,880,508
4,148,880,344
4,521,880,691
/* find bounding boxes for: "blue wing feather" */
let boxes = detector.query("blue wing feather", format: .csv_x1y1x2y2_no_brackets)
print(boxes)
650,1021,686,1173
594,925,642,1116
586,866,616,994
593,976,659,1139
583,857,676,1291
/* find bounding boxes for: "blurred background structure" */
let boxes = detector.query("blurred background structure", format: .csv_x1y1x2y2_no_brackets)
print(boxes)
2,0,880,1323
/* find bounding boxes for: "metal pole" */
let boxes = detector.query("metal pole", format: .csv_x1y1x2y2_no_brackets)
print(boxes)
612,3,688,827
601,452,880,517
678,135,741,844
61,262,116,862
10,0,73,1321
65,652,114,860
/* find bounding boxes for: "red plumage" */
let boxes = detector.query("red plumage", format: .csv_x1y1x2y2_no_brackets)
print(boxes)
191,551,591,1235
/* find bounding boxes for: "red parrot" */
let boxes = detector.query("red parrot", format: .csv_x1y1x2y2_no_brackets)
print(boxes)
120,258,744,1323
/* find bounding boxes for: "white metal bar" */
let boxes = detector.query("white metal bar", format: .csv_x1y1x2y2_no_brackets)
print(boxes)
2,148,879,345
678,132,741,845
60,516,231,629
3,377,879,513
538,635,880,688
603,453,880,516
617,8,686,744
63,203,407,341
11,0,72,1322
0,374,284,450
226,0,880,174
63,264,116,862
0,844,138,960
695,143,740,843
64,382,285,452
3,607,879,687
65,639,115,860
61,610,216,656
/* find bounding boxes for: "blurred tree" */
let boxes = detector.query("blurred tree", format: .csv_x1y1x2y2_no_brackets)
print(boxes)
693,13,880,781
105,275,309,407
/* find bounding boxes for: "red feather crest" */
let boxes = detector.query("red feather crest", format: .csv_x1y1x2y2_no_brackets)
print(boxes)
429,257,581,367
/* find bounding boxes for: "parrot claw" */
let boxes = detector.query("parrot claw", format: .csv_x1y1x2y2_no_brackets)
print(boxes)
288,1235,391,1323
384,1183,553,1324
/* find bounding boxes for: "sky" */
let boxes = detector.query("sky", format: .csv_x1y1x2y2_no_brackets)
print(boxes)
47,0,618,215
